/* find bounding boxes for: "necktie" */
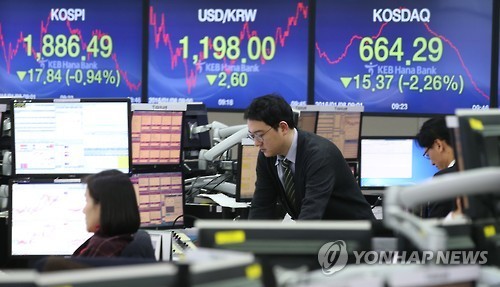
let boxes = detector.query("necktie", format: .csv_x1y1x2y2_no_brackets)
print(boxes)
282,159,298,213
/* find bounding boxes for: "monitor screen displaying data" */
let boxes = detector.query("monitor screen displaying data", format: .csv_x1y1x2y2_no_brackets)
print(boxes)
12,99,131,176
314,0,493,114
296,111,317,133
131,172,185,228
0,0,143,102
131,111,183,165
236,143,260,202
148,0,309,109
360,137,438,189
315,112,361,160
10,181,91,256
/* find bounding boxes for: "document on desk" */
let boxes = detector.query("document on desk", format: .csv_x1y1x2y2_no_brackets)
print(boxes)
197,193,250,208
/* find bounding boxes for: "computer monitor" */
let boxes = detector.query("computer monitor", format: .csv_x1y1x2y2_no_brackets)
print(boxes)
37,262,180,287
296,111,318,133
315,111,361,160
235,141,260,202
360,137,438,190
130,172,185,228
182,103,212,176
453,109,500,219
9,180,92,256
454,109,500,171
131,110,183,166
11,99,131,176
184,248,263,287
196,220,372,286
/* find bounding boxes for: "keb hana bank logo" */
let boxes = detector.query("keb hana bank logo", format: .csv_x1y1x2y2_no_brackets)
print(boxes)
318,240,488,276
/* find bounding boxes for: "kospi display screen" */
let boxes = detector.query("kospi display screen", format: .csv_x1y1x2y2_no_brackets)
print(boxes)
0,0,143,102
148,0,309,109
314,0,493,114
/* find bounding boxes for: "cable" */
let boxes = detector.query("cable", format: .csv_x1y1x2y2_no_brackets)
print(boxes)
204,173,232,194
172,214,199,227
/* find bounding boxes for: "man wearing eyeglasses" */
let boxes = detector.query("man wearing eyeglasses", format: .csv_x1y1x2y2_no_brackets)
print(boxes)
244,94,375,220
416,117,458,219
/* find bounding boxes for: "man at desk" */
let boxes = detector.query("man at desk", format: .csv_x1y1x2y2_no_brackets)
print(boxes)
416,117,457,218
244,94,375,220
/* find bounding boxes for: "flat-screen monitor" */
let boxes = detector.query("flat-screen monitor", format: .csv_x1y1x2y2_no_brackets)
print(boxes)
360,137,438,189
196,220,372,285
11,99,131,176
454,109,500,171
0,0,143,103
147,0,309,109
182,103,212,176
314,0,493,114
296,111,317,133
235,141,259,202
295,108,362,160
315,111,361,160
185,249,263,287
9,180,92,256
37,262,180,287
131,110,183,166
453,109,500,220
130,172,185,228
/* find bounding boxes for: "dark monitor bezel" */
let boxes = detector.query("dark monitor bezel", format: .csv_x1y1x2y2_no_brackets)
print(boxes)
10,98,132,178
454,111,500,171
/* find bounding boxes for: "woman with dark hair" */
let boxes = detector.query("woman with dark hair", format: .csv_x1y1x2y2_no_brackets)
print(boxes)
73,169,141,257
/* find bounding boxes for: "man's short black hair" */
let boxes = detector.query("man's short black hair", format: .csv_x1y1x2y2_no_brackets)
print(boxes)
416,117,452,148
244,93,296,129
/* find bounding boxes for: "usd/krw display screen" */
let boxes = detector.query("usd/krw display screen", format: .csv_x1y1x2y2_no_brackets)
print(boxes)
148,0,309,109
315,0,492,114
0,0,143,102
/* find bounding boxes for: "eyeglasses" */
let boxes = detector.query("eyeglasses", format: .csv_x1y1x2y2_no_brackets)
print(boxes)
248,127,273,142
423,147,431,159
423,141,437,159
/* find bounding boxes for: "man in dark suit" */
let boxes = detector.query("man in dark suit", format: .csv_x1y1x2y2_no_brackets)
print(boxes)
244,94,374,220
416,117,457,218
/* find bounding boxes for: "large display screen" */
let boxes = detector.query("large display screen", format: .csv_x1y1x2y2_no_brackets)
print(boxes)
315,0,493,114
0,0,143,102
12,99,131,176
10,181,91,256
148,0,309,109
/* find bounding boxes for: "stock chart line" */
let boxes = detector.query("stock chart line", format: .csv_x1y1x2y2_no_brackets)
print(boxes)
315,21,489,100
149,2,308,94
0,13,141,92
